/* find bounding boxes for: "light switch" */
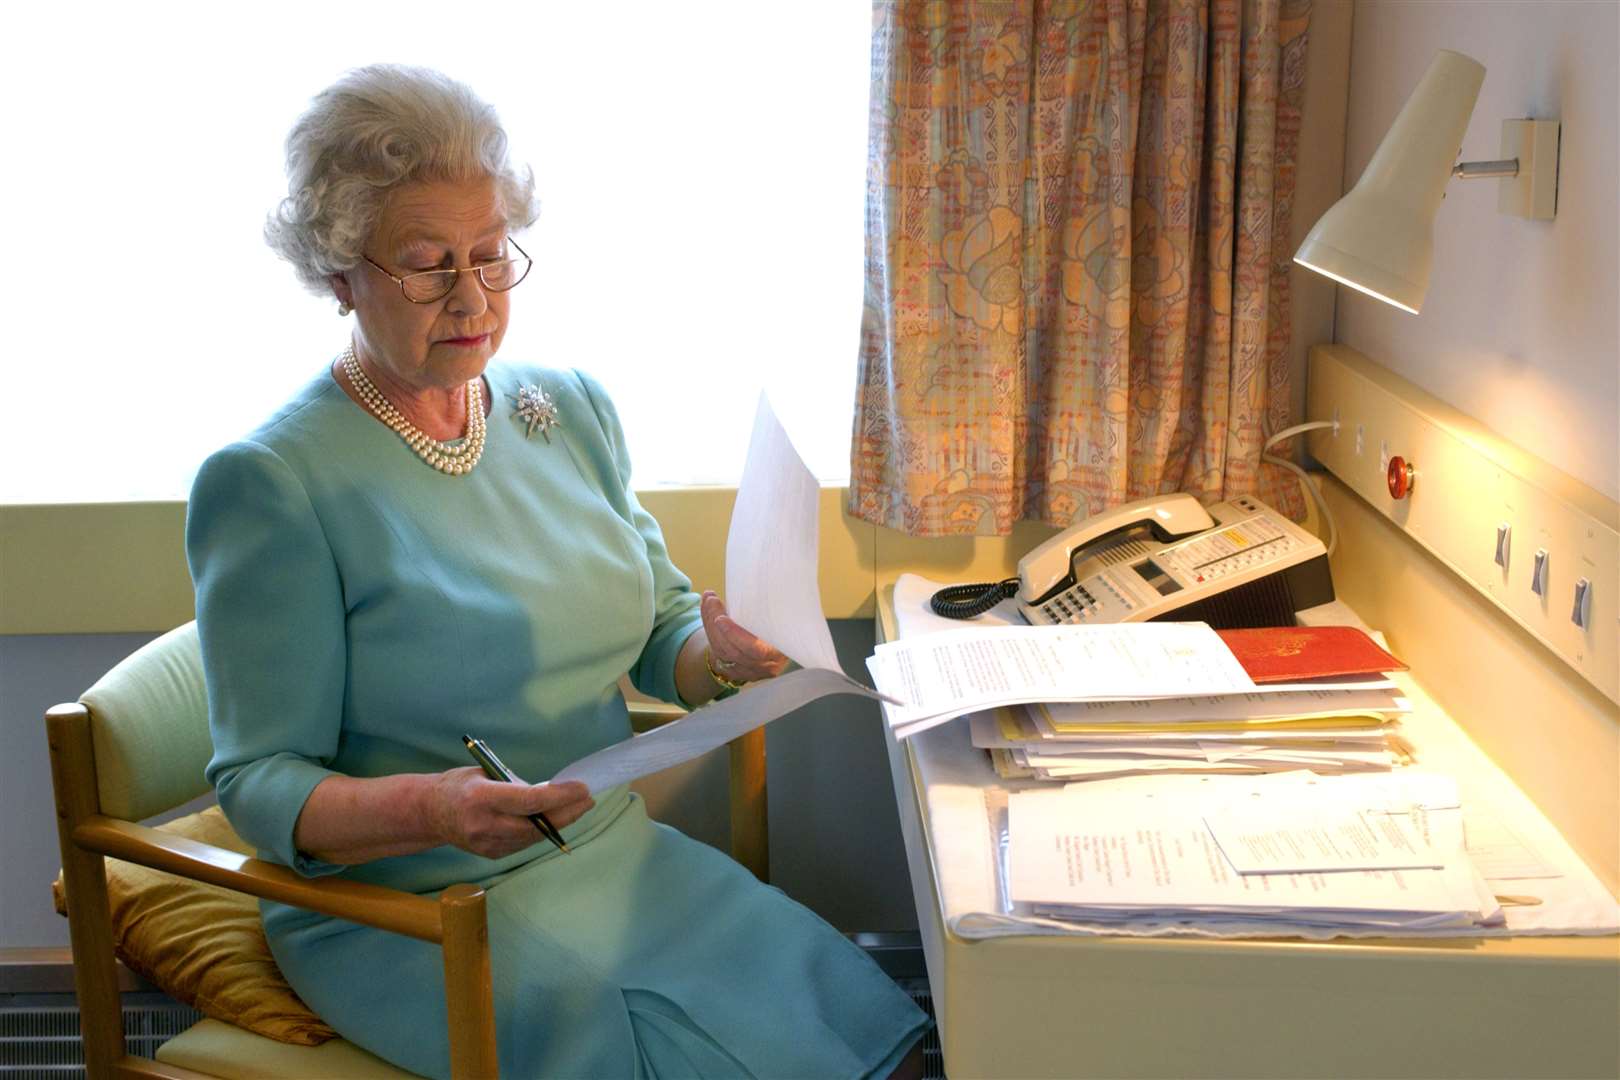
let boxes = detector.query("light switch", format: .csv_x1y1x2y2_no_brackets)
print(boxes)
1531,548,1549,597
1571,578,1591,628
1494,523,1511,569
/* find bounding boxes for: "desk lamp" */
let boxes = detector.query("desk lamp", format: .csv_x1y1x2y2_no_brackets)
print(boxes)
1294,49,1560,314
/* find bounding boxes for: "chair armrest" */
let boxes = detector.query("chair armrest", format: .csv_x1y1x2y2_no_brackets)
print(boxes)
69,816,498,1075
628,700,688,732
71,816,444,944
47,701,501,1075
625,699,768,882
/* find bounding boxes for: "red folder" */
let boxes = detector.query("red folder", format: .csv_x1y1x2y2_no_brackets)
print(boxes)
1215,626,1408,684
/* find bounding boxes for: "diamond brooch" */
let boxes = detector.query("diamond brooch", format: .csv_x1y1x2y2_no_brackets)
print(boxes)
511,383,560,442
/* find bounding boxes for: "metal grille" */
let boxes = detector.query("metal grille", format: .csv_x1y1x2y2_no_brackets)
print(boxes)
0,993,202,1078
897,977,946,1080
1092,537,1152,565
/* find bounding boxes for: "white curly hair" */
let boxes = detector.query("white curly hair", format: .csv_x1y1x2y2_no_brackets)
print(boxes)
265,64,540,299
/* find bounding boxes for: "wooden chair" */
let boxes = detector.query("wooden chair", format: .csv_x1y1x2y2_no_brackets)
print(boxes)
47,621,767,1079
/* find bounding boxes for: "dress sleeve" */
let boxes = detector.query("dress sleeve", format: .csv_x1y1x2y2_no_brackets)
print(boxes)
572,371,704,705
186,440,346,877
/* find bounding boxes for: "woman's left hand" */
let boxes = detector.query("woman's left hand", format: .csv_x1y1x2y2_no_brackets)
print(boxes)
701,590,790,685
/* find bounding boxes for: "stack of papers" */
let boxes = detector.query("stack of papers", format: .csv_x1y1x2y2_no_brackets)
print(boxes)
885,577,1620,940
873,575,1409,780
867,621,1265,737
976,684,1410,781
1007,771,1502,933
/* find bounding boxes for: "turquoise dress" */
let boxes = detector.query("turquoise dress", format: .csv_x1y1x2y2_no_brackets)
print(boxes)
186,362,928,1079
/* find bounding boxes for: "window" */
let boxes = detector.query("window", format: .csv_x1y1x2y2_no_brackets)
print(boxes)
3,2,870,502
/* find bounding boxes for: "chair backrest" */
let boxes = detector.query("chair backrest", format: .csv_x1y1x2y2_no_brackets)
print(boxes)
79,621,213,821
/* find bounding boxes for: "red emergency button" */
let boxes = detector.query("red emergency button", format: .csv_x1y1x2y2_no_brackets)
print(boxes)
1387,455,1415,500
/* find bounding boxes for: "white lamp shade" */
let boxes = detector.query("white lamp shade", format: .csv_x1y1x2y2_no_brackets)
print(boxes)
1295,49,1485,314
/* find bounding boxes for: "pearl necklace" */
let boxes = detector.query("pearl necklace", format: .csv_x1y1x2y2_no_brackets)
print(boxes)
340,344,487,476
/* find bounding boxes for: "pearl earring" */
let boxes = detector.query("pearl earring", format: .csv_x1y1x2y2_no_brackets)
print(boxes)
338,301,353,316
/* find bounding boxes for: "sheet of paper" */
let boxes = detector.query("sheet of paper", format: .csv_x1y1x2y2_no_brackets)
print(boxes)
1202,802,1444,873
979,715,1356,750
1326,770,1461,811
553,667,873,790
723,393,841,672
868,622,1258,736
1243,673,1400,692
1038,688,1409,727
1007,787,1487,921
1017,744,1395,768
975,708,1393,747
1028,706,1392,737
1463,803,1562,880
551,393,877,791
1016,756,1397,781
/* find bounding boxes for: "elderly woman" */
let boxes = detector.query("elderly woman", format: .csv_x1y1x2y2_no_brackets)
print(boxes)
186,65,928,1079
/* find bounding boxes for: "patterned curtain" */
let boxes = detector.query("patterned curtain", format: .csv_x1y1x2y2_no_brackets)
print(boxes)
849,0,1312,536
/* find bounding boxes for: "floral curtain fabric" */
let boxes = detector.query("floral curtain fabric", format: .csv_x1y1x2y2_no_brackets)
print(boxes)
849,0,1312,536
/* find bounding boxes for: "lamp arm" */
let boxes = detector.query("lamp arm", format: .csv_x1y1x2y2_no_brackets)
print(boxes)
1452,158,1519,180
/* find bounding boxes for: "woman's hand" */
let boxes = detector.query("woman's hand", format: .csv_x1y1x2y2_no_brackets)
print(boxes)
426,767,594,860
700,590,790,685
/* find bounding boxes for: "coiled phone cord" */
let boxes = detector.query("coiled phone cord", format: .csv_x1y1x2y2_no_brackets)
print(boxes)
929,578,1021,619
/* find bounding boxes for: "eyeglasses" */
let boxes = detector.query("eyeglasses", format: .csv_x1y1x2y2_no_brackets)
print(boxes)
361,237,533,304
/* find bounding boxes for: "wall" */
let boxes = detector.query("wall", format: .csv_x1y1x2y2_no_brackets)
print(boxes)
2,634,162,949
1290,0,1354,423
1334,0,1619,501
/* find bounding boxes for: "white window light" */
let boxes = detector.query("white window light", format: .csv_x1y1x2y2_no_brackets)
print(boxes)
0,2,871,503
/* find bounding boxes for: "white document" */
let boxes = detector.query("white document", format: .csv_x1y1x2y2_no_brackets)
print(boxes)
723,393,842,672
1202,802,1443,874
1463,803,1562,880
1247,674,1400,693
1020,744,1395,768
551,394,877,791
868,622,1258,737
1332,770,1461,811
1007,786,1489,924
551,668,871,791
1037,688,1409,727
1009,735,1389,755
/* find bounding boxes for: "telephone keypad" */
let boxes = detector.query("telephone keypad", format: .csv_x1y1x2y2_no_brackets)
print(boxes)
1041,580,1129,624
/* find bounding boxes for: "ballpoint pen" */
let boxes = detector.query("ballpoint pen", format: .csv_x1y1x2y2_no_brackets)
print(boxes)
461,734,571,854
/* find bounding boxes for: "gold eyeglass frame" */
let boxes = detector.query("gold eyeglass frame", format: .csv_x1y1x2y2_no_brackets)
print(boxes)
361,237,533,303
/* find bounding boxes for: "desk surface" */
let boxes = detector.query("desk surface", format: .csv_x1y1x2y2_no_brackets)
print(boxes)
875,587,1620,1080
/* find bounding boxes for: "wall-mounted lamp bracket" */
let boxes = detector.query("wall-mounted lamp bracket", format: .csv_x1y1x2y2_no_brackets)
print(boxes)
1452,159,1519,180
1467,118,1560,219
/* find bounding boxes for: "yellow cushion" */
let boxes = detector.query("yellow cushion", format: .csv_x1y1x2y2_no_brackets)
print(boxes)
54,805,338,1046
155,1018,418,1079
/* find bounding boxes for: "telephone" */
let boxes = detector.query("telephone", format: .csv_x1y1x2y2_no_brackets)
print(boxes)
930,492,1334,629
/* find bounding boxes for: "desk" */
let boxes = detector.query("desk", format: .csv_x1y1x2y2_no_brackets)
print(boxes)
876,588,1620,1080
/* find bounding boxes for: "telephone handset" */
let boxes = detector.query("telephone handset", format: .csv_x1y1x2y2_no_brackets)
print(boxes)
1015,492,1213,606
929,492,1334,629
